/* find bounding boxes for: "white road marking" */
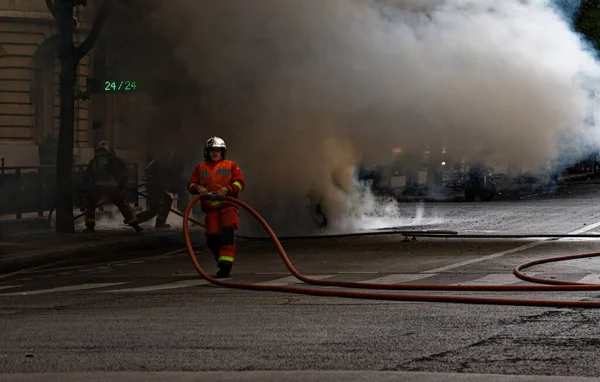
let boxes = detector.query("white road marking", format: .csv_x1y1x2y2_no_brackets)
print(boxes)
359,273,437,284
575,274,600,284
0,261,65,279
102,279,209,292
6,248,186,277
560,238,600,242
422,223,600,274
0,282,126,296
0,285,22,291
422,242,542,274
568,221,600,234
258,275,335,286
453,273,523,286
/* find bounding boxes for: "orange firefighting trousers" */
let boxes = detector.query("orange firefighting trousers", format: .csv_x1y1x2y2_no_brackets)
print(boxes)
205,206,239,264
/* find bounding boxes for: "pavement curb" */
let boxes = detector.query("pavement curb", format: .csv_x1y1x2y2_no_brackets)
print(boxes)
0,218,50,240
0,231,187,274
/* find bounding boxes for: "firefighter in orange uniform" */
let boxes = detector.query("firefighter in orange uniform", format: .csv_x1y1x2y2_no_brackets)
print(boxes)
188,136,245,278
82,141,143,233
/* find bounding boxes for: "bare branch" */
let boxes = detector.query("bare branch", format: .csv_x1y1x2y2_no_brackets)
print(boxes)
74,0,110,62
45,0,61,20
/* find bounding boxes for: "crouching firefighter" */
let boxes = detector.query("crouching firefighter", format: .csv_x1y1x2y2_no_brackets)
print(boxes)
188,136,245,278
82,141,143,233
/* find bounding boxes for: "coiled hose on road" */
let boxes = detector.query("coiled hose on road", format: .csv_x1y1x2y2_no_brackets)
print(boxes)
182,194,600,309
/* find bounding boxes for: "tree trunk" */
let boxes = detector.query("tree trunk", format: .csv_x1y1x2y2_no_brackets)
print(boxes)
91,39,107,148
55,4,77,233
46,0,111,233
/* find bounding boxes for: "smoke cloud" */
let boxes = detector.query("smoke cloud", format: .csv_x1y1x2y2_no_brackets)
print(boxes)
104,0,600,234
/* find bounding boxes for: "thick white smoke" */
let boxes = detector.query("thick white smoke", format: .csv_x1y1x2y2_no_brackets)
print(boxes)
137,0,600,235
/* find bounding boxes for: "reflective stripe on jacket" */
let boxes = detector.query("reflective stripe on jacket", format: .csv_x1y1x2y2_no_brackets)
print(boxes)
187,159,245,211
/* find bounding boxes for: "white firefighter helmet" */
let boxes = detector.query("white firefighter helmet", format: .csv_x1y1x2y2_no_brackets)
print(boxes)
204,136,227,160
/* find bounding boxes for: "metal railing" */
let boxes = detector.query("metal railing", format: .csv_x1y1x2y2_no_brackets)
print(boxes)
0,161,139,219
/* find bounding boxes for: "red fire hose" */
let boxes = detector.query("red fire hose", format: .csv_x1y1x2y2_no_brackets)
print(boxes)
183,195,600,308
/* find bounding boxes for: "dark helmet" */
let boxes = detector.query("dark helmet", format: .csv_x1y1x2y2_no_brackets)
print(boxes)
96,140,115,155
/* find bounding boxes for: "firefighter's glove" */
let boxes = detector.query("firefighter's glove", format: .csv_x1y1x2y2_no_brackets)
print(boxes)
215,187,229,200
196,186,209,197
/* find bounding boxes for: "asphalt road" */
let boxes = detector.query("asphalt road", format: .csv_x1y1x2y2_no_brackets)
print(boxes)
2,191,600,381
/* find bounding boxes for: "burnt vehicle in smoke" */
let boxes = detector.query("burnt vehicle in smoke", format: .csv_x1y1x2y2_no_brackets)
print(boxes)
463,163,497,202
356,164,394,196
367,158,499,202
359,155,498,201
354,143,599,202
307,191,328,229
306,165,394,229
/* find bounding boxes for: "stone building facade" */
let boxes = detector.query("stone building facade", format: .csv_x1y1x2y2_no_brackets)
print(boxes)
0,0,146,169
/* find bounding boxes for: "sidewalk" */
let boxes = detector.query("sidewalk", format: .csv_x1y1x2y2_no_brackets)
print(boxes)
0,227,201,275
0,216,49,239
0,206,144,239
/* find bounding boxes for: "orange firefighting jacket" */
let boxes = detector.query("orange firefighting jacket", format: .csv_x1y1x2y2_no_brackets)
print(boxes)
188,159,245,211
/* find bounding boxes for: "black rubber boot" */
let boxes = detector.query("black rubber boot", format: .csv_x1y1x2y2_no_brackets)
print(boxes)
207,234,220,262
84,225,95,233
131,223,144,233
216,262,233,278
